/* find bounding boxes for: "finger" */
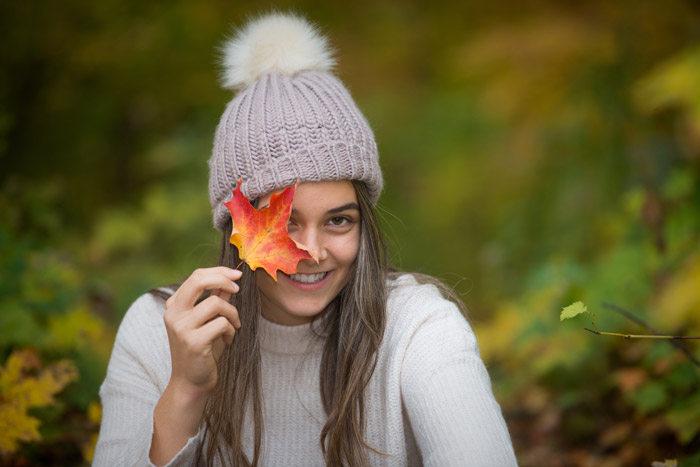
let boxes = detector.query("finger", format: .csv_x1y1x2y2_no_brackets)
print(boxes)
193,315,237,348
171,267,242,311
211,335,226,360
212,288,232,304
183,295,241,330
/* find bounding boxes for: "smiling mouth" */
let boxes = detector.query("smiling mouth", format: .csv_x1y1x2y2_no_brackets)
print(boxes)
288,272,328,284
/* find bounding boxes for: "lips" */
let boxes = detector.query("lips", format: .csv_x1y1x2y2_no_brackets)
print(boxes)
287,272,328,284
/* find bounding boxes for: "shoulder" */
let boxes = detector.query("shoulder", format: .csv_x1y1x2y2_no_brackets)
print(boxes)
101,290,174,393
118,290,169,334
385,276,517,466
386,273,460,311
386,274,473,342
111,290,171,360
384,274,478,364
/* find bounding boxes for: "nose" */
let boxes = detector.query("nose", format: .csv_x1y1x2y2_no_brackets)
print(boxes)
293,227,327,263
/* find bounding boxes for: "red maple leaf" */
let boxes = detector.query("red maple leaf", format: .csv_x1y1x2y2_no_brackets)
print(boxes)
223,181,313,281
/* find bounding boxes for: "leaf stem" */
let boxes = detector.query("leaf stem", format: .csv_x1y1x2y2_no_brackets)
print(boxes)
235,260,244,270
589,310,600,333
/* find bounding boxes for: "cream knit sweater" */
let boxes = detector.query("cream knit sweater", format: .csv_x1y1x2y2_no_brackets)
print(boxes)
94,275,517,466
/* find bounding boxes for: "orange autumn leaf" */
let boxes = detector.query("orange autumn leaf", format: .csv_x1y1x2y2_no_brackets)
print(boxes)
223,181,312,281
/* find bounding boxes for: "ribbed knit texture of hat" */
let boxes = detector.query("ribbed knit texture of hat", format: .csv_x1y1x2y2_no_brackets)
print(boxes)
208,13,383,231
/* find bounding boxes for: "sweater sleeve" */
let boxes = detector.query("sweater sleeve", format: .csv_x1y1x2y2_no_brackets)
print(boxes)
93,293,201,467
399,292,518,467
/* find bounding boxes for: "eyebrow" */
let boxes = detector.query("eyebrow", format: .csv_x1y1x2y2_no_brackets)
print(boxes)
291,202,360,216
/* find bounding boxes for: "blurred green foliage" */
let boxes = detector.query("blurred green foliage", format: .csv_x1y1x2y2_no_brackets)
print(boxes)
1,0,699,465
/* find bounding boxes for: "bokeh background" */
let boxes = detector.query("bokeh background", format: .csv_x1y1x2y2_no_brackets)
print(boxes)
2,0,700,465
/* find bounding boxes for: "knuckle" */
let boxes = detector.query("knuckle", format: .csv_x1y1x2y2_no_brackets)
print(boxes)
182,333,198,350
171,320,185,336
219,317,235,334
165,294,180,313
163,309,177,327
191,268,207,285
204,294,224,308
211,316,224,329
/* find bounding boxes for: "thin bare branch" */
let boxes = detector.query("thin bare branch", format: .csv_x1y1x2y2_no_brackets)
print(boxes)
600,302,700,369
584,328,700,340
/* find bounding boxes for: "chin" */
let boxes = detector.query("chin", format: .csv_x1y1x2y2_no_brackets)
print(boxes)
281,298,332,320
259,291,334,325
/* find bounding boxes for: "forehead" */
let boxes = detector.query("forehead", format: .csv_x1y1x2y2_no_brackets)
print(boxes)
259,180,357,211
293,180,356,205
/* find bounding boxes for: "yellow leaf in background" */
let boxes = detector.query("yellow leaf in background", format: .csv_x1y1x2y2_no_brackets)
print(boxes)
81,432,99,463
47,305,105,350
0,349,78,455
32,360,79,405
476,303,526,365
0,356,24,392
46,305,114,361
655,255,700,331
477,283,568,367
81,401,102,463
87,401,102,424
0,404,41,454
634,43,700,150
651,459,678,467
634,44,700,116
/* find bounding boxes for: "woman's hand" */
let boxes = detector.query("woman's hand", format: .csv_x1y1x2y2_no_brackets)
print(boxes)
151,266,242,466
164,266,242,396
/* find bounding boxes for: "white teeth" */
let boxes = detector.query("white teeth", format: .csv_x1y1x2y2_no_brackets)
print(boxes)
289,272,327,284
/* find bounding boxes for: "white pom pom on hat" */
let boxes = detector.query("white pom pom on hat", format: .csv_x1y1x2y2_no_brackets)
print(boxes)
220,12,336,89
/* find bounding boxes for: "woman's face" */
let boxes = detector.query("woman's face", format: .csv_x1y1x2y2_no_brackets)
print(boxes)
255,180,361,326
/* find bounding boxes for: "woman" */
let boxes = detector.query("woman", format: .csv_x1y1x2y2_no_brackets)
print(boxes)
94,12,518,467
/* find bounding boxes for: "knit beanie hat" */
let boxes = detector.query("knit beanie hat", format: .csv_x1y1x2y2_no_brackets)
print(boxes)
208,12,383,231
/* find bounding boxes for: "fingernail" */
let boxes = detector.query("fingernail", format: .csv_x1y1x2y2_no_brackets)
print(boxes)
229,268,243,278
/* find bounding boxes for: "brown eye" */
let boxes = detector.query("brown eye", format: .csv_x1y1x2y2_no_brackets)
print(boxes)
329,216,348,226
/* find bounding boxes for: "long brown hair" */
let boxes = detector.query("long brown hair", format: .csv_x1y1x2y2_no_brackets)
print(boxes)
196,180,389,466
